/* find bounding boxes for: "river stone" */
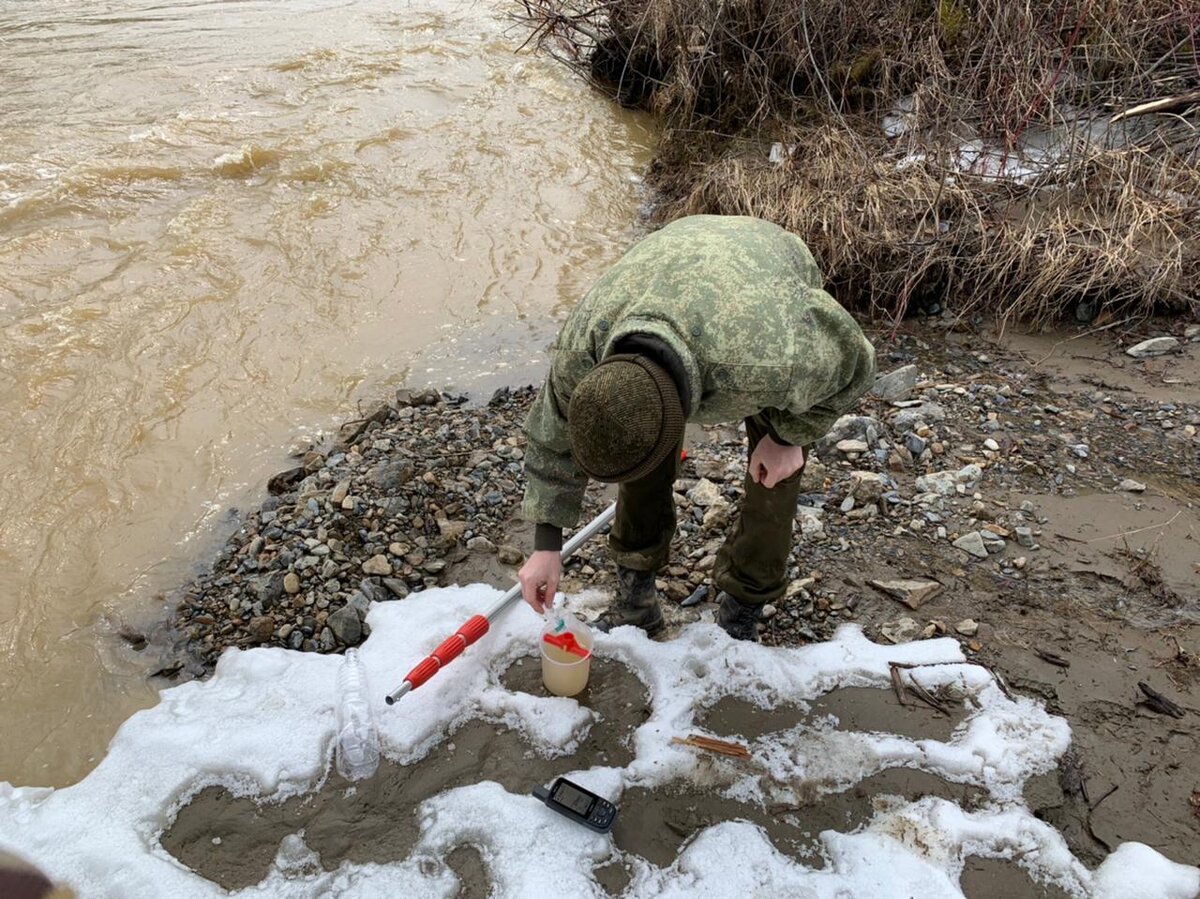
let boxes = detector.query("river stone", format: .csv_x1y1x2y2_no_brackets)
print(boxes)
953,531,989,559
363,554,392,576
1125,337,1180,358
871,364,918,401
686,478,724,507
498,545,525,566
849,471,888,503
797,506,825,539
892,403,946,432
348,591,371,619
284,572,301,594
1117,478,1146,493
955,618,980,637
815,415,883,457
382,578,410,599
916,471,958,496
330,480,351,505
328,603,363,645
251,573,286,608
247,616,275,644
368,460,416,492
868,578,943,609
437,519,468,542
467,536,497,553
880,617,921,644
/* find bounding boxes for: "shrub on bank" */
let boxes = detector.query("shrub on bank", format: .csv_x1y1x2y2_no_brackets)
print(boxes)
517,0,1200,324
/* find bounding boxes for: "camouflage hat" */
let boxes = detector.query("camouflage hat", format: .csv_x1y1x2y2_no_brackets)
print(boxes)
567,354,684,483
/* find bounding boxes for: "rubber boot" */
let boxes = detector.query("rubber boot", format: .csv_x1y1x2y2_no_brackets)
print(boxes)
594,566,664,636
716,591,762,642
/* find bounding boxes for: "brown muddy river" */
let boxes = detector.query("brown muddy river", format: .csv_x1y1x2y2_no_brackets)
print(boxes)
0,0,652,787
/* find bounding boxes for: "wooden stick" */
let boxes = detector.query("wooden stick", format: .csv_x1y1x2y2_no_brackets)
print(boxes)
1110,90,1200,124
671,735,752,759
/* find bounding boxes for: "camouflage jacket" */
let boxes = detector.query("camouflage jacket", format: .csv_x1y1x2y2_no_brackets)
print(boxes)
521,215,876,529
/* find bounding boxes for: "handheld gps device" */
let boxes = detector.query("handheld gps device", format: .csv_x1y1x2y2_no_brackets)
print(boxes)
532,778,618,833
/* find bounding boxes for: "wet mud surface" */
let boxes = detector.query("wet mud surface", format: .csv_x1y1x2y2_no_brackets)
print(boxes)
162,656,650,890
163,666,981,893
960,857,1073,899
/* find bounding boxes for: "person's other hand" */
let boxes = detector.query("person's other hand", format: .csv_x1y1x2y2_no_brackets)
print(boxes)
518,550,562,614
749,434,805,488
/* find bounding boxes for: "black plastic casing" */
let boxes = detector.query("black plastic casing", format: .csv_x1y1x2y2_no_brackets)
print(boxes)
533,777,618,833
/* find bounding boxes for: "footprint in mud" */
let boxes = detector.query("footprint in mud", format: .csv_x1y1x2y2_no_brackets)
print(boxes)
160,656,651,892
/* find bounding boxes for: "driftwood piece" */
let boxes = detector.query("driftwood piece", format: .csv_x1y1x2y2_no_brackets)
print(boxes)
671,735,752,759
1137,681,1185,718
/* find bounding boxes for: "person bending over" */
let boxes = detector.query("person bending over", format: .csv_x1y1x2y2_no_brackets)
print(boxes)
518,215,875,641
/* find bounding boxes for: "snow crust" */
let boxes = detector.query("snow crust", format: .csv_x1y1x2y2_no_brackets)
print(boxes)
0,585,1196,898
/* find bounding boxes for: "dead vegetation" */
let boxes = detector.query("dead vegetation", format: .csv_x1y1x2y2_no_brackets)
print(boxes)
515,0,1200,325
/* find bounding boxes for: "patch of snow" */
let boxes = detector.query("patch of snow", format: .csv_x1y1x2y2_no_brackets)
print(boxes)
0,585,1195,898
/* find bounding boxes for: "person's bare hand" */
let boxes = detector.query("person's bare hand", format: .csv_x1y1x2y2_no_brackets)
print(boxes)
518,550,562,614
749,434,805,489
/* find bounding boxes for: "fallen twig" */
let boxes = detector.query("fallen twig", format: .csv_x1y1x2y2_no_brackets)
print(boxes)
672,735,752,759
1089,784,1119,812
890,664,909,706
1084,512,1183,544
1035,647,1071,668
905,679,952,716
1137,682,1185,718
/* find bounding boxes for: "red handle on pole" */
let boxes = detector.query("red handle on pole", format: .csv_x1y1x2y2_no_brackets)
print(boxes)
401,615,491,691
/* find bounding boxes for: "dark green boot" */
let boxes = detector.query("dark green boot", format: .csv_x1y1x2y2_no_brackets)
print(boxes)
716,592,762,641
595,566,664,636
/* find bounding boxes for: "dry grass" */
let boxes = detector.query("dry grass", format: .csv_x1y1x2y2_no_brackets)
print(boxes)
515,0,1200,324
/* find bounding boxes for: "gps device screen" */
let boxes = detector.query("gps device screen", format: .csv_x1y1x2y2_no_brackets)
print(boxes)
553,782,594,816
534,777,618,833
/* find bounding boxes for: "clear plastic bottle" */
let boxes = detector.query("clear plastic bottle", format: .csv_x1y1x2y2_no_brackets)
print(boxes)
335,648,380,781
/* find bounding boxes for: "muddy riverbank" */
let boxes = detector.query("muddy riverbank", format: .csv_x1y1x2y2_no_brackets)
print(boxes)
147,315,1200,876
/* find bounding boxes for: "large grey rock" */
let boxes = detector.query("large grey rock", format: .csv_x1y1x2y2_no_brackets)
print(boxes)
953,531,989,559
328,603,363,645
1125,337,1180,358
871,364,918,401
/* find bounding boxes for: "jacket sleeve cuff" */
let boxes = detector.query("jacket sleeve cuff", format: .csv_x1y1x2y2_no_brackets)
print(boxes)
534,523,564,552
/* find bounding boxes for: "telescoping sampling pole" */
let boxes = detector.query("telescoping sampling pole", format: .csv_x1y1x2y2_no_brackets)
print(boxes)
384,502,617,706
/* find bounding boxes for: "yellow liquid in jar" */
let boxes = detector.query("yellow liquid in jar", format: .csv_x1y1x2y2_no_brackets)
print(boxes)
541,643,592,697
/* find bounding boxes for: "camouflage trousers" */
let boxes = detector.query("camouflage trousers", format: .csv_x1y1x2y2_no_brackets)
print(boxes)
607,416,806,606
